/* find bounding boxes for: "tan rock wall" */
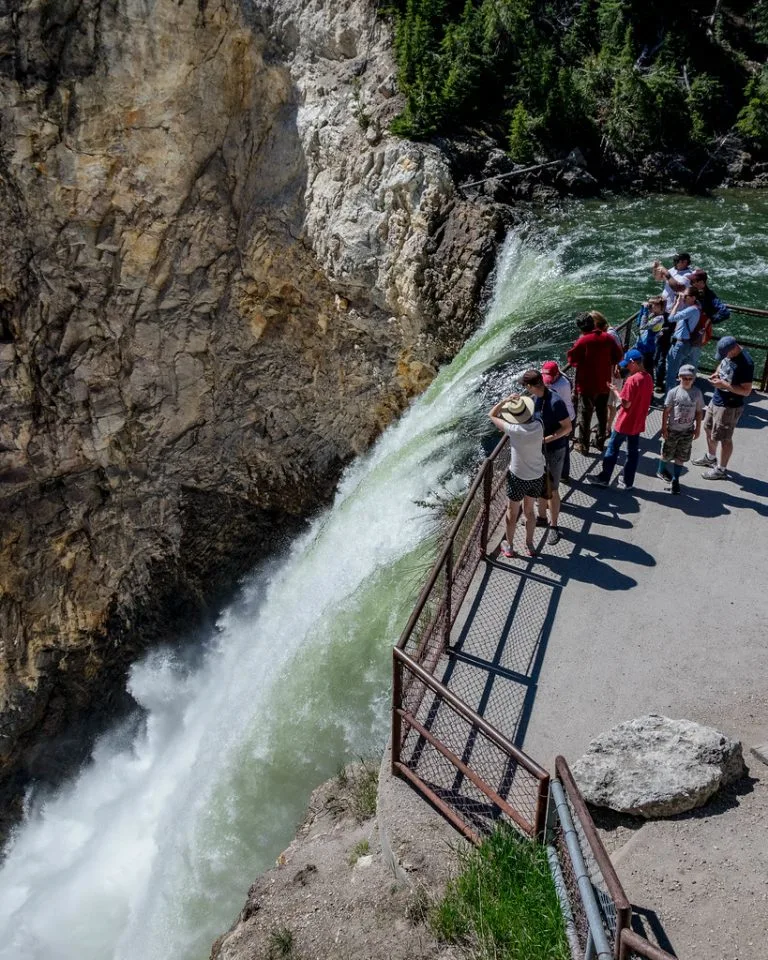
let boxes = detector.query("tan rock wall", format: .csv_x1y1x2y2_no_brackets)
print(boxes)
0,0,502,789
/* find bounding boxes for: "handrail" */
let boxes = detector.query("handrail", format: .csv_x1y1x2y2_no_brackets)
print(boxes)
619,929,678,960
395,436,508,651
725,303,768,319
395,648,550,782
555,756,632,957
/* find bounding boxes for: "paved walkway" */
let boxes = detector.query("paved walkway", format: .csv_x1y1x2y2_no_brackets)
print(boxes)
446,392,768,958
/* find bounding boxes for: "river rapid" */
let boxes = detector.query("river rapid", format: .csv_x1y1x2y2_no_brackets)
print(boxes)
1,191,767,960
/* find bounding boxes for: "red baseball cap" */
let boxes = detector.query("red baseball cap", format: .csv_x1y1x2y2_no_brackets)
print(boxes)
541,360,560,384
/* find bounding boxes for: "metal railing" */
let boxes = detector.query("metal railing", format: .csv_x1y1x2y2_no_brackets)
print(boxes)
391,430,553,842
619,929,677,960
552,757,632,959
617,304,768,390
393,649,549,843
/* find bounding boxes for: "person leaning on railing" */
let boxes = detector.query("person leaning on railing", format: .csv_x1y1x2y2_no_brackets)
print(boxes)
566,311,623,454
488,394,545,560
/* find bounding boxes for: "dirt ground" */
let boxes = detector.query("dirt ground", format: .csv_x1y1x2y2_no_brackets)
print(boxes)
210,761,463,960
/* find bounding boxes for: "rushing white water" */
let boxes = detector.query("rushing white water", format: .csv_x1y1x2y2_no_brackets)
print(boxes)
2,192,767,960
0,232,572,960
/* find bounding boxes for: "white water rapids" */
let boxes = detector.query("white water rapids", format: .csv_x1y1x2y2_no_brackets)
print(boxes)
2,191,767,960
0,233,566,960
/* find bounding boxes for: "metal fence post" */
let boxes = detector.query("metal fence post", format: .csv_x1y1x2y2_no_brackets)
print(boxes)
480,461,492,553
391,652,402,776
443,543,453,648
534,774,550,840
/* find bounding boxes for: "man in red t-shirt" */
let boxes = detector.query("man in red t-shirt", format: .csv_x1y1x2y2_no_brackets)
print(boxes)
566,312,623,453
589,349,654,490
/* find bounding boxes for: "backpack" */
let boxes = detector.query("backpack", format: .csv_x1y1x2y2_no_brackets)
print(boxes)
692,312,713,347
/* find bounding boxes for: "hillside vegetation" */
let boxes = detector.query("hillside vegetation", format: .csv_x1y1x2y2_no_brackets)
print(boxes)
386,0,768,183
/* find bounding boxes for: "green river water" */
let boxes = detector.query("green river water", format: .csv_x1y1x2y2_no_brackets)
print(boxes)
0,191,766,960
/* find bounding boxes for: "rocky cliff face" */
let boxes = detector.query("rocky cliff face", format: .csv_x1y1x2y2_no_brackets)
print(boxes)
0,0,503,798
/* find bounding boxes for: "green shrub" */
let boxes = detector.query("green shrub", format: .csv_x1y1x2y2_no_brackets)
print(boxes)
384,0,766,176
736,68,768,151
507,102,536,163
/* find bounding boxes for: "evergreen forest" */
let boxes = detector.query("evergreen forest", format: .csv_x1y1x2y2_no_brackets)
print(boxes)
385,0,768,181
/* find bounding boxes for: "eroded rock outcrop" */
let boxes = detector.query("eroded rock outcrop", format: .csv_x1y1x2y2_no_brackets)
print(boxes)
0,0,504,795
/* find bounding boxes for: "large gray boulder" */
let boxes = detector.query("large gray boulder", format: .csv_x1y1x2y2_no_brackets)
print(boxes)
572,715,745,818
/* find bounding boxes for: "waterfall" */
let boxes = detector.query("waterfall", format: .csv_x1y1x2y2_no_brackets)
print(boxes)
2,192,766,960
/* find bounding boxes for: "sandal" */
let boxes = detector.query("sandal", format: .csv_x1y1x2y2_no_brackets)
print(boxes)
500,540,515,559
525,542,536,558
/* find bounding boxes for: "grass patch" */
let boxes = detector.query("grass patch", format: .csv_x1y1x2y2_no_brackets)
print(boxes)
267,925,296,959
430,827,569,960
348,838,371,865
349,760,379,822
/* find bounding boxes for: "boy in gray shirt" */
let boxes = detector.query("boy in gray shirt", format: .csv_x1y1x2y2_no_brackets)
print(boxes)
657,364,704,494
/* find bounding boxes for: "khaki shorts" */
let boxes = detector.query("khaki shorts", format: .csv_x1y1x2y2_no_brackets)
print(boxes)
703,403,743,442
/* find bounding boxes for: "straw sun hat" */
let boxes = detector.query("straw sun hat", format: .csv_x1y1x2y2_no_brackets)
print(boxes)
499,395,535,424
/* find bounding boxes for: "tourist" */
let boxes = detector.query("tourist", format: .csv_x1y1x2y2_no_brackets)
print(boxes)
652,253,695,311
541,359,575,480
689,269,730,325
488,393,545,558
635,296,666,373
589,348,654,490
665,287,701,393
541,360,575,420
688,269,730,368
652,299,674,393
657,364,704,495
566,310,622,453
606,364,625,434
692,336,754,480
520,369,572,545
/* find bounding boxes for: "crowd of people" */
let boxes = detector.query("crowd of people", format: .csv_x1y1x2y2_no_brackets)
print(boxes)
488,255,755,558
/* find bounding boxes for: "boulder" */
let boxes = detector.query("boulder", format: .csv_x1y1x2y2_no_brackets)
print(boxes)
571,715,745,819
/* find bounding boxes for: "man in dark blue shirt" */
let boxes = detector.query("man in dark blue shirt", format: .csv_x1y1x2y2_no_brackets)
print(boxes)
692,336,753,480
521,369,572,544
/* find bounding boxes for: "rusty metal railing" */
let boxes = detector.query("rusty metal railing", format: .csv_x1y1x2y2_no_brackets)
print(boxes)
393,649,549,843
553,757,632,959
391,429,553,841
619,929,678,960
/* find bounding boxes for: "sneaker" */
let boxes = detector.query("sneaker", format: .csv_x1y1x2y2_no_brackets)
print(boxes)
617,477,634,490
670,478,681,495
657,467,673,482
588,475,609,488
535,515,548,528
692,453,716,467
547,527,561,545
500,540,514,558
702,466,728,480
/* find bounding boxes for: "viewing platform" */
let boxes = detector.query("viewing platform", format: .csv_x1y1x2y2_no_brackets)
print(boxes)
390,384,768,959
